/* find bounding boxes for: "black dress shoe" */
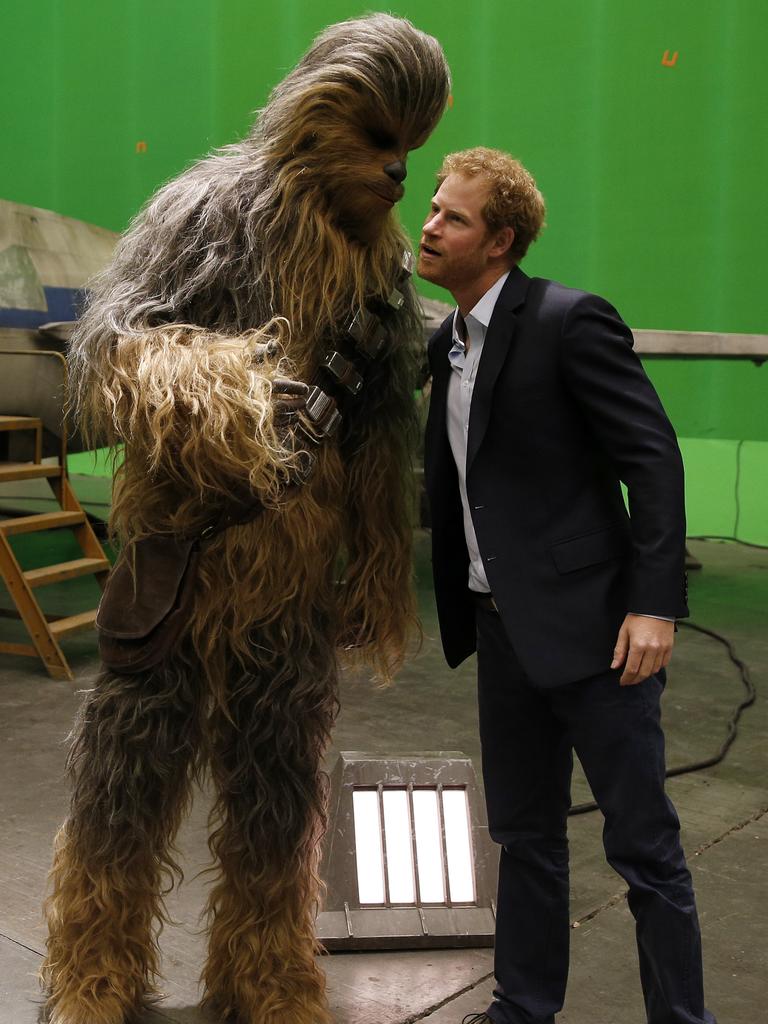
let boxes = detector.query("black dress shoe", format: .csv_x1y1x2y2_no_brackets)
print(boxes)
462,1015,492,1024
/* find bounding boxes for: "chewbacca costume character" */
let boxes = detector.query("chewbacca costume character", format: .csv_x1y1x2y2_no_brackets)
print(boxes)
43,15,449,1024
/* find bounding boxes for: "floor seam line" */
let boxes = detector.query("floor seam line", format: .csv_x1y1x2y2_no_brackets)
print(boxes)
0,929,44,958
400,971,495,1023
571,803,768,929
691,803,767,855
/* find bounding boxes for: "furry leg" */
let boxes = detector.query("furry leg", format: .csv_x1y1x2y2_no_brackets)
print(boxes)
202,652,339,1024
42,663,203,1024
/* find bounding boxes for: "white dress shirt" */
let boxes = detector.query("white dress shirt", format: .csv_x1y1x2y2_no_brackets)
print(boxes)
445,272,510,593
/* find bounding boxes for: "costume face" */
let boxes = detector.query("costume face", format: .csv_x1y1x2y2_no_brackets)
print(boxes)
316,113,425,243
417,173,500,293
259,14,450,249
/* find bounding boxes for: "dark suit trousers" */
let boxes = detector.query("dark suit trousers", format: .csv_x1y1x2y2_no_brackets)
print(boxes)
475,606,716,1024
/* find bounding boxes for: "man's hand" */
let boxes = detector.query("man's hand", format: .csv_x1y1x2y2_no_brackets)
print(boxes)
611,613,675,686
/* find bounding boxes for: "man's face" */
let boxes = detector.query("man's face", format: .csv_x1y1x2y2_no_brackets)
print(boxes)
417,173,497,291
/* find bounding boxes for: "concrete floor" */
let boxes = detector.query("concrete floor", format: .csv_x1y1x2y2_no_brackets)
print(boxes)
0,534,765,1024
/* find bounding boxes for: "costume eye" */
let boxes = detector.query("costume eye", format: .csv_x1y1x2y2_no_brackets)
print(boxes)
367,128,397,150
295,133,316,153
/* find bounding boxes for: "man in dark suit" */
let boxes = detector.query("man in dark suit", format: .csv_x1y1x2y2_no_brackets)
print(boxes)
419,147,715,1024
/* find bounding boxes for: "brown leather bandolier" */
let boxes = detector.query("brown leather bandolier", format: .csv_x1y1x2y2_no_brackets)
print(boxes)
96,252,414,674
295,249,413,446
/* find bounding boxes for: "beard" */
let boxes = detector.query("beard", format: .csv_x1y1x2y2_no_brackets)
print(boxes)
417,243,489,297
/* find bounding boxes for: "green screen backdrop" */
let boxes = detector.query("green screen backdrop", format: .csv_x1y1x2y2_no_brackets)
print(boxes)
3,0,766,541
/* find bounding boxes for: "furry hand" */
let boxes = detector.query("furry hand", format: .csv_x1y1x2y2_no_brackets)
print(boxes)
271,377,309,423
249,339,281,362
269,377,317,488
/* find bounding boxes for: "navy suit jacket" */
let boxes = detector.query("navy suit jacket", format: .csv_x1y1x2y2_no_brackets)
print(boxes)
424,267,689,688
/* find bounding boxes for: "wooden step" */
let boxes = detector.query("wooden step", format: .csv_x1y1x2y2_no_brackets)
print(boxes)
0,510,85,536
0,641,37,658
24,557,111,588
48,608,98,637
0,462,62,482
0,415,42,431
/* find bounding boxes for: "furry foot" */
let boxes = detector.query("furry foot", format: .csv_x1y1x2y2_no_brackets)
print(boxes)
202,958,332,1024
41,986,147,1024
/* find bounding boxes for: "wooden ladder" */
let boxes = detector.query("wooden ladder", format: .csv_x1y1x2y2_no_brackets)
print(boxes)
0,414,110,680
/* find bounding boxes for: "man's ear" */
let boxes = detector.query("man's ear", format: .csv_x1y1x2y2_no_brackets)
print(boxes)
489,227,515,261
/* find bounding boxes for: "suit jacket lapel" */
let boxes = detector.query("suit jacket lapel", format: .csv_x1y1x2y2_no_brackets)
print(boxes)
466,267,531,473
424,317,454,491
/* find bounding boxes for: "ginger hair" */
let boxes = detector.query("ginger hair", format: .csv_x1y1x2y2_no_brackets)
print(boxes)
437,146,546,263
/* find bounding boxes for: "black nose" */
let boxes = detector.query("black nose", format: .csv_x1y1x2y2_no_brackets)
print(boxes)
383,160,407,184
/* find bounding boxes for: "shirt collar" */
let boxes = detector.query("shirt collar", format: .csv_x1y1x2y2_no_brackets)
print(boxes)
451,270,511,346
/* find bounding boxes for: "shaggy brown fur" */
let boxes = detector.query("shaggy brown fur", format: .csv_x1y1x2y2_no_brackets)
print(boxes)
43,13,449,1024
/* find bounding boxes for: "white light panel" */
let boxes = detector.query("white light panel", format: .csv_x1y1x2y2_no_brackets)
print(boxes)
353,790,385,904
412,789,446,902
352,786,476,907
382,788,416,903
442,788,475,903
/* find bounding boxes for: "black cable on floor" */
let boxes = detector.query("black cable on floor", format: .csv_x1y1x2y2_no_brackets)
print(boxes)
733,438,743,538
686,439,768,550
568,620,757,816
687,535,768,550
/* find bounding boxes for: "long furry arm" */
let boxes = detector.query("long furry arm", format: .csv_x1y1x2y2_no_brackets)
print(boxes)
337,343,421,682
71,323,306,511
65,159,315,513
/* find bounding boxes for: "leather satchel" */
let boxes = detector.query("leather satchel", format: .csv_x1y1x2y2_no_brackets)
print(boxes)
96,534,199,674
